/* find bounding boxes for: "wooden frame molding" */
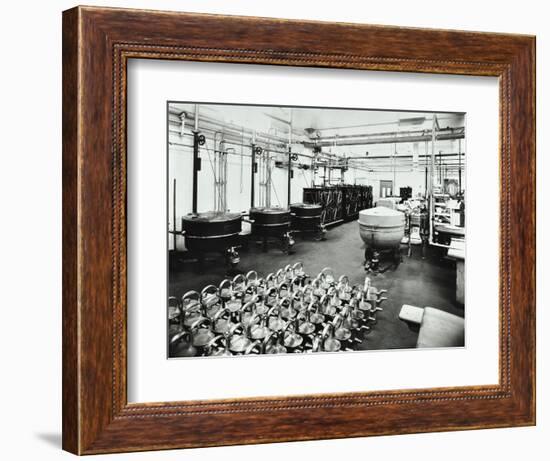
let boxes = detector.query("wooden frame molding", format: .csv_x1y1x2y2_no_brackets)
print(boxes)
62,6,536,455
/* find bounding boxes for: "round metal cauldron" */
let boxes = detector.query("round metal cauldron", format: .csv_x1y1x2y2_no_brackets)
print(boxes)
182,211,242,252
249,207,291,237
290,203,322,232
358,207,405,250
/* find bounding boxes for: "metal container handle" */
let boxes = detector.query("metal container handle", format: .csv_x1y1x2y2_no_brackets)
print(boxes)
245,270,259,285
292,261,304,274
181,290,201,312
200,285,219,304
232,273,246,290
320,267,335,280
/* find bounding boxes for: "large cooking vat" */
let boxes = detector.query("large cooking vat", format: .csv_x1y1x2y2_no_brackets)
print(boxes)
290,203,322,232
249,207,291,237
358,207,405,250
182,211,242,252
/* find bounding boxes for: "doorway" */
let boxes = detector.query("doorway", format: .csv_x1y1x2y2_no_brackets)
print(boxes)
380,180,393,198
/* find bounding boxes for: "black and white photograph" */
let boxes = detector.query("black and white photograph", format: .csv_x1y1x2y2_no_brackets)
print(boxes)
167,103,466,358
1,0,542,458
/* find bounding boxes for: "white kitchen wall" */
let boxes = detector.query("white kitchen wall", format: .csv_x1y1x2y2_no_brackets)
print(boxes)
168,116,462,249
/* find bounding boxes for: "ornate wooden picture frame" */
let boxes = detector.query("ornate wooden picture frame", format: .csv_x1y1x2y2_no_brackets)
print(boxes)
62,6,535,455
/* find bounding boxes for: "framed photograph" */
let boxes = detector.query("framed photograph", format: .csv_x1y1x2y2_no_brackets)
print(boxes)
62,6,535,455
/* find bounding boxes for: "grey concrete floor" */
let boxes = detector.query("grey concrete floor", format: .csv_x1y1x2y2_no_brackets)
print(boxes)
169,221,464,350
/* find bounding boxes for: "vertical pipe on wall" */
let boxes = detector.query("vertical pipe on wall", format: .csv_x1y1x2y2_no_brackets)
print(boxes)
429,114,437,244
250,130,256,209
266,150,271,207
266,148,272,208
287,109,293,208
240,128,244,193
172,178,177,250
425,166,428,197
287,147,292,208
393,142,397,195
312,152,317,188
424,140,428,198
439,151,443,185
219,140,228,213
458,138,462,193
192,104,200,214
213,133,218,211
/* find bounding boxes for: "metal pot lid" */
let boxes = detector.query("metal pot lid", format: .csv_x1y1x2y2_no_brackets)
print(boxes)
284,332,303,348
359,301,372,311
334,328,351,341
226,299,242,312
213,319,232,333
182,211,242,222
192,329,215,347
250,206,290,215
358,207,405,226
323,338,341,352
298,322,315,335
290,203,322,209
360,206,403,216
266,344,287,354
229,335,251,352
268,318,286,331
321,305,337,316
249,325,270,340
220,288,232,299
310,312,325,324
280,307,298,319
255,303,269,315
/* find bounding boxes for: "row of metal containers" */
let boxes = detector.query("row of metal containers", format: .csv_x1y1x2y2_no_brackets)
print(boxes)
302,185,373,226
180,203,324,263
182,185,373,250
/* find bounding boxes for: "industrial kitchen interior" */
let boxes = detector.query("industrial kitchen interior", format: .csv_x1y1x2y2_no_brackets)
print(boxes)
167,103,466,358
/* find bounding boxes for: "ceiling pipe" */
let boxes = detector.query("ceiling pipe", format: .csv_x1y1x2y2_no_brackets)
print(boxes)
312,126,464,142
302,131,464,148
171,108,465,162
346,152,466,160
180,110,291,145
304,114,461,133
